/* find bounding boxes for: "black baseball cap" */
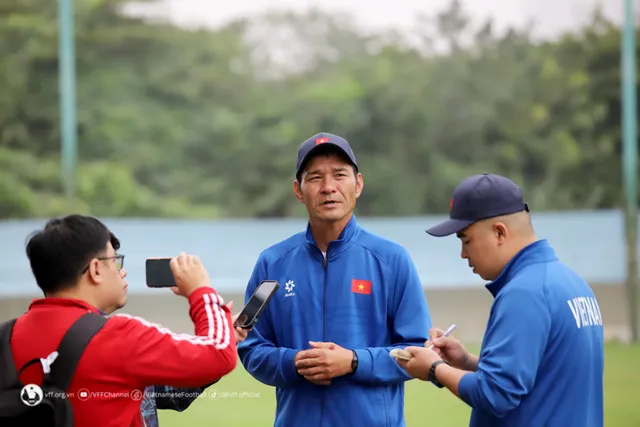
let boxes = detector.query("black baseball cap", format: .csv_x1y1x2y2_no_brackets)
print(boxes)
296,132,358,179
426,173,529,237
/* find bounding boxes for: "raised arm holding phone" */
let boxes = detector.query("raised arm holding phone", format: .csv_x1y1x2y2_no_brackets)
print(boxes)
139,256,249,423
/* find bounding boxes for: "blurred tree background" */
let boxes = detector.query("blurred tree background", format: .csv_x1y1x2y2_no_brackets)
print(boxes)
0,0,638,219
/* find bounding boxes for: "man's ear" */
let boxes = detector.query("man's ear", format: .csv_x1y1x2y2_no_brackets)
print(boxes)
87,259,104,285
293,179,304,203
355,173,364,198
494,222,508,244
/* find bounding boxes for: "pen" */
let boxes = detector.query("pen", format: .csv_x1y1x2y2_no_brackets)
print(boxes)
427,324,456,350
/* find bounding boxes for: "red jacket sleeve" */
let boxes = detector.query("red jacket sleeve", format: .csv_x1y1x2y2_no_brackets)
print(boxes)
112,287,237,388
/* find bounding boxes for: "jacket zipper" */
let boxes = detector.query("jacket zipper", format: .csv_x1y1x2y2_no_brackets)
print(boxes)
321,251,328,427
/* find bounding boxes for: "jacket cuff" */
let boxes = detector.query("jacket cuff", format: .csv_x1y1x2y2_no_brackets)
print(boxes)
351,349,373,381
458,371,478,406
187,287,219,305
282,348,301,384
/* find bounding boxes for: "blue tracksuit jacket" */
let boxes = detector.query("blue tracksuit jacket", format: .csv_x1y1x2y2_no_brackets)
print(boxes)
459,239,604,427
237,215,432,427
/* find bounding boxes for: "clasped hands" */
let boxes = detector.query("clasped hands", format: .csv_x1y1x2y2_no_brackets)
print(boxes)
294,341,354,385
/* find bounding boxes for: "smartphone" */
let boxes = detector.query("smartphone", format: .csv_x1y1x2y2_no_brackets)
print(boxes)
145,258,176,288
233,280,280,329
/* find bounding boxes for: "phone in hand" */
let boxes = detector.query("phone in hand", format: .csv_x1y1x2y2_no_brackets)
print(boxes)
145,258,176,288
234,280,280,330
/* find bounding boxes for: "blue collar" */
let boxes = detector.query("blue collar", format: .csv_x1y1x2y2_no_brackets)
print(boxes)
485,239,558,298
305,214,359,260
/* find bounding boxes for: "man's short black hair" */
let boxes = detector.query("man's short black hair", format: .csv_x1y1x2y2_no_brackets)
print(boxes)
25,214,120,295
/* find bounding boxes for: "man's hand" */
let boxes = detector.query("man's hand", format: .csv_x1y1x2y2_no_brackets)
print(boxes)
294,341,353,385
425,327,473,370
395,346,442,381
227,301,249,343
169,253,211,298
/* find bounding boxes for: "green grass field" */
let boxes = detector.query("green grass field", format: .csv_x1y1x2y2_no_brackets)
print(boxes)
159,343,640,427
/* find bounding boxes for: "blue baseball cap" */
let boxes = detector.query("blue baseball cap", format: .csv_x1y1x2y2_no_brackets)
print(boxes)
296,133,358,179
426,173,529,237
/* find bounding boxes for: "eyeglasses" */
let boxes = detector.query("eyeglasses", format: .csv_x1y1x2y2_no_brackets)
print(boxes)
82,254,125,273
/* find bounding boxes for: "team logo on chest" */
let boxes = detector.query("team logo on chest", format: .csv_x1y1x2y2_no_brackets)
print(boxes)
284,280,295,297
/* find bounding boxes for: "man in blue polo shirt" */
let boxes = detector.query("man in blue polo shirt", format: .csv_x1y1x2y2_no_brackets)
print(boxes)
395,173,604,427
238,132,432,427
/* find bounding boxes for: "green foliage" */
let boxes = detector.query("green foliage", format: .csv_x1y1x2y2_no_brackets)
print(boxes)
0,0,637,219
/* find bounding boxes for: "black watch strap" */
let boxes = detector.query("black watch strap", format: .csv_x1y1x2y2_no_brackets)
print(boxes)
350,350,358,374
429,360,449,388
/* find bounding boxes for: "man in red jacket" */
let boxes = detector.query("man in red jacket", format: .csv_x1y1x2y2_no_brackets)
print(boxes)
9,214,238,427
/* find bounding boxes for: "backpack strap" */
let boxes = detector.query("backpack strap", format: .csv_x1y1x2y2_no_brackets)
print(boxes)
44,312,107,391
0,319,19,390
1,312,106,393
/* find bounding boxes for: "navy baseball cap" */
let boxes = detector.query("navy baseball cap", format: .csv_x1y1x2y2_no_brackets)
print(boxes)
426,173,529,237
296,132,358,179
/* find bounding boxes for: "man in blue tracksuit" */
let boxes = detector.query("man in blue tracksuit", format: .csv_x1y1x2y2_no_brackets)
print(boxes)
237,132,432,427
395,173,604,427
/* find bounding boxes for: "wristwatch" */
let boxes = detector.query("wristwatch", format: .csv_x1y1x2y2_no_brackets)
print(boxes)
350,350,359,374
428,360,449,388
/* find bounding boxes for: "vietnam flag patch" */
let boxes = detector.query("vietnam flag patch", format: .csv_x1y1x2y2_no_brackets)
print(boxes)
351,279,372,295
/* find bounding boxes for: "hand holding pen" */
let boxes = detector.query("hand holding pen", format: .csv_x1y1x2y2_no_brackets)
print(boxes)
426,324,477,371
427,324,456,350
